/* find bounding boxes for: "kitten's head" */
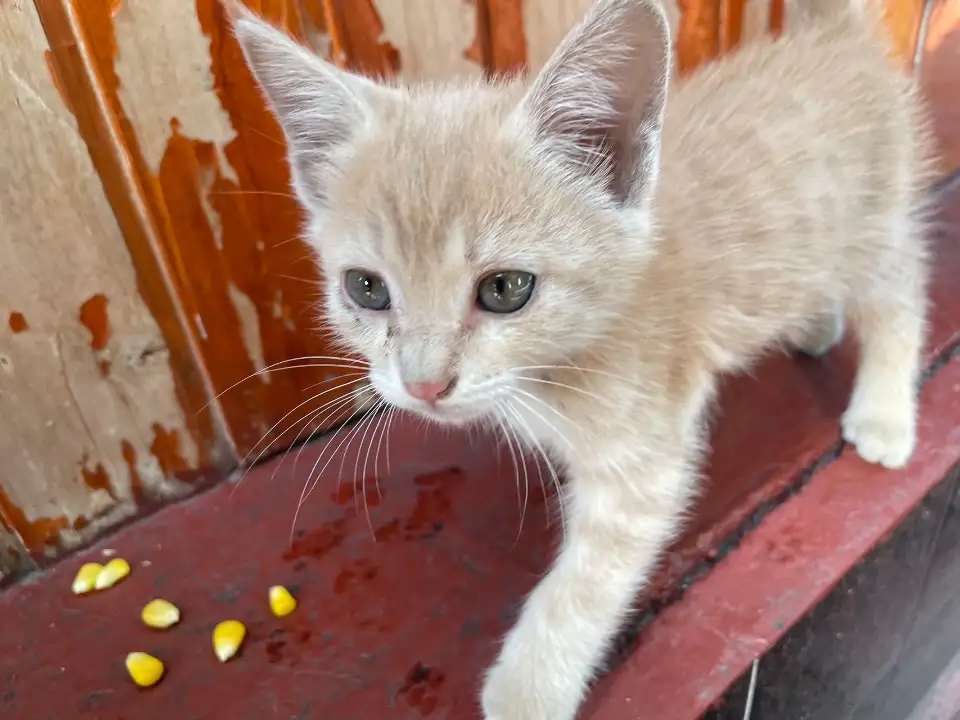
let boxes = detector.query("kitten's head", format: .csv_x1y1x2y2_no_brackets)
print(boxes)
233,0,671,425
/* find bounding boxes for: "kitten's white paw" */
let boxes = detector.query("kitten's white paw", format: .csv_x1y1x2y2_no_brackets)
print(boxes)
841,399,916,469
481,658,579,720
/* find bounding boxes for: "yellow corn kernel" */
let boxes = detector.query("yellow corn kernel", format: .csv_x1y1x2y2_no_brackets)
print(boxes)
95,558,131,590
268,585,297,618
141,599,181,629
71,562,104,595
125,652,165,687
212,620,246,662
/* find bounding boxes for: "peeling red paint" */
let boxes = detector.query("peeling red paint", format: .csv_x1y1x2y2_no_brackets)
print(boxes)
313,0,400,75
0,486,68,551
8,312,28,334
466,0,527,75
40,0,219,469
769,0,785,37
120,439,145,503
78,293,111,351
301,0,328,34
79,455,113,498
150,423,190,478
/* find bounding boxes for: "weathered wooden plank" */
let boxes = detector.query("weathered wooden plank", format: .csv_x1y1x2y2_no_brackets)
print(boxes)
37,0,369,459
0,0,201,562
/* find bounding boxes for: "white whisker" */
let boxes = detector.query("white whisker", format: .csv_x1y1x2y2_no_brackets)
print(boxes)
353,400,390,538
289,385,369,479
515,376,609,404
502,399,567,536
241,375,366,468
201,356,368,412
287,387,374,540
509,390,582,462
280,385,371,485
511,364,645,388
229,378,367,498
494,404,523,515
372,405,396,498
495,403,530,544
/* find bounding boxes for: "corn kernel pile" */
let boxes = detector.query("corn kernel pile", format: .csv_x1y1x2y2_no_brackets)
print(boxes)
71,557,298,688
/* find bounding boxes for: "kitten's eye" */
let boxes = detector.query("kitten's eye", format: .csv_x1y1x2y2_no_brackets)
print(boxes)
476,271,536,314
344,269,391,311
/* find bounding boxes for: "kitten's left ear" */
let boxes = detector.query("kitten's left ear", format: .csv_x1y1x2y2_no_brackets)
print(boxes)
518,0,672,205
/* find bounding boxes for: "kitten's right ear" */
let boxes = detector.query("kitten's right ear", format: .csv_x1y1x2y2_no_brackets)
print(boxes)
229,3,387,206
517,0,671,206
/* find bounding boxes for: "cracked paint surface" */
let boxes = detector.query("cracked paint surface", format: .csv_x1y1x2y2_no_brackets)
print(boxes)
0,2,197,563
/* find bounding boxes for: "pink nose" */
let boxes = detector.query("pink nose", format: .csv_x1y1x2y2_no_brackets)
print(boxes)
404,379,456,406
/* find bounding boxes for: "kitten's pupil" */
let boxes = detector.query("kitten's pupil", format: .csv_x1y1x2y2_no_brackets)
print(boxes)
477,271,536,314
344,268,391,311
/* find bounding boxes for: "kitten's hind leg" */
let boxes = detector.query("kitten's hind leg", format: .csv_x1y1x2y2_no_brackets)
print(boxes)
792,305,846,358
842,264,927,469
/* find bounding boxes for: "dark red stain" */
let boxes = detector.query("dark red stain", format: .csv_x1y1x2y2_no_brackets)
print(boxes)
7,312,28,334
78,294,111,351
404,468,463,539
373,518,401,542
762,534,805,565
150,424,189,478
371,467,466,544
97,359,111,378
264,626,313,665
285,469,463,567
332,558,379,595
331,479,382,508
396,662,446,715
283,517,349,561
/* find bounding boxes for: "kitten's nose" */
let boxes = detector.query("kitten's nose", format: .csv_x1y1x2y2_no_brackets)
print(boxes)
404,378,456,406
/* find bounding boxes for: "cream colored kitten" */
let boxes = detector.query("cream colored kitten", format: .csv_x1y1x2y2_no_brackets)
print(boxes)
233,1,934,717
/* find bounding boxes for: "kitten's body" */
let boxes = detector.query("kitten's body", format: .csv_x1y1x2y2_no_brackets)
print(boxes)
234,1,934,718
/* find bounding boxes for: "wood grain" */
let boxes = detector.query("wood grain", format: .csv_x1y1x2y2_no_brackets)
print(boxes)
1,0,202,563
39,0,369,461
374,0,480,81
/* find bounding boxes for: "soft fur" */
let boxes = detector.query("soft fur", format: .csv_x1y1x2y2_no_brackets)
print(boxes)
233,1,935,717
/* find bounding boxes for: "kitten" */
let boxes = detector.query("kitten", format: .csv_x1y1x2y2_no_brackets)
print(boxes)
233,0,934,717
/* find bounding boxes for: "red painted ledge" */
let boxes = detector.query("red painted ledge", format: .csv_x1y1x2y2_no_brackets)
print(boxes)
1,195,959,718
583,351,960,720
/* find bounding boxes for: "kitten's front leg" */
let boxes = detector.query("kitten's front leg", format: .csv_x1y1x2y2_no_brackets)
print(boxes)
481,451,696,720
